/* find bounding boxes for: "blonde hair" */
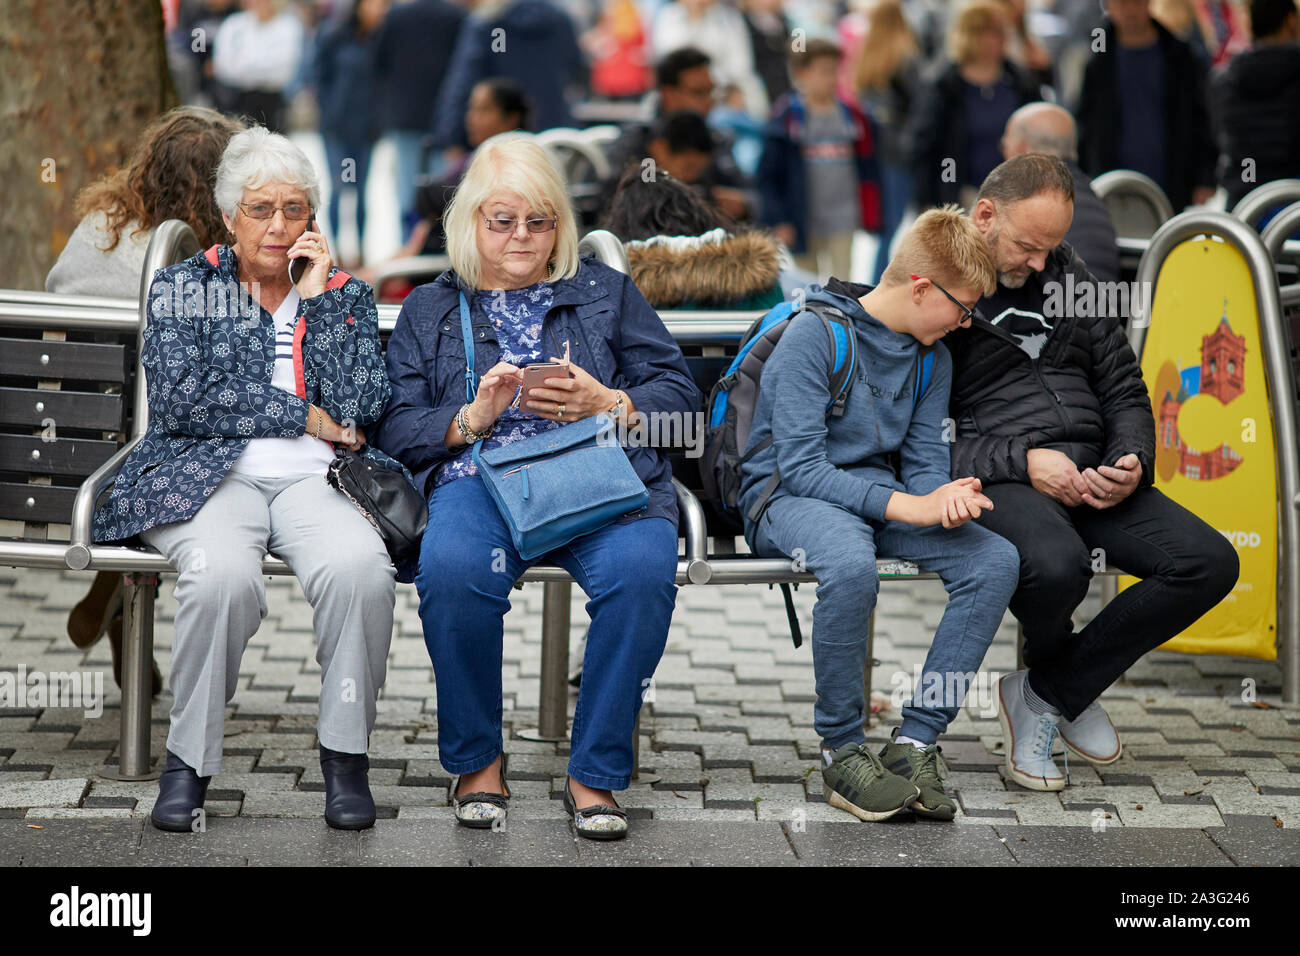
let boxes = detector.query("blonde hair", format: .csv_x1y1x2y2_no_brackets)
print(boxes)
882,204,997,296
947,0,1007,65
855,0,918,92
442,134,580,289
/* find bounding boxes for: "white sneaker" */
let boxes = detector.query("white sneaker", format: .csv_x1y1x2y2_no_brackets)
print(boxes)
1059,698,1122,764
997,670,1065,792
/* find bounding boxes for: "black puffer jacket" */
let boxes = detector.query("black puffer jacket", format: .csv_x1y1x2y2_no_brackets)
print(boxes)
945,243,1156,486
1211,43,1300,207
1075,20,1216,212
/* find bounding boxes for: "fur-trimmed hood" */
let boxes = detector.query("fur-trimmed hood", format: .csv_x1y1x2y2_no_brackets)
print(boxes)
626,229,782,309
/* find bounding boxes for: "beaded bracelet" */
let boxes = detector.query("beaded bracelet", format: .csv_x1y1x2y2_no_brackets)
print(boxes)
456,403,493,443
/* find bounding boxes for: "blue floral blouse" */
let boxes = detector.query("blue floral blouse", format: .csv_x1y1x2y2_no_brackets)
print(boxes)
435,281,566,486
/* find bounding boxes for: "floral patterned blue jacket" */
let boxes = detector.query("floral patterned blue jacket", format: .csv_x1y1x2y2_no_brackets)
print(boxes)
93,244,399,544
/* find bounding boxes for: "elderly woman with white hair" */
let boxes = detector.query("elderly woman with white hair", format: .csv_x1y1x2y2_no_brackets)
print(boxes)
372,135,701,840
93,125,399,832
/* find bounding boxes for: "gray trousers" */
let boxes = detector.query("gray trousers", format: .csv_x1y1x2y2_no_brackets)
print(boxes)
143,470,396,776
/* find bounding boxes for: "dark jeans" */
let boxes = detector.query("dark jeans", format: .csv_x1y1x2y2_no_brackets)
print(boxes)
229,89,287,134
978,483,1239,720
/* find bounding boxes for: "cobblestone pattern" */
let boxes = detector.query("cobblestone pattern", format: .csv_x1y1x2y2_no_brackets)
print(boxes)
2,568,1296,831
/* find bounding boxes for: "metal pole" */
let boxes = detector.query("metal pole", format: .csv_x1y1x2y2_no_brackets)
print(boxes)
1132,211,1300,706
107,571,159,780
538,581,572,739
863,610,875,730
632,712,641,782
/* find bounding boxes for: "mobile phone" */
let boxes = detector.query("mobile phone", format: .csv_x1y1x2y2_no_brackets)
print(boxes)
521,362,571,396
288,218,317,284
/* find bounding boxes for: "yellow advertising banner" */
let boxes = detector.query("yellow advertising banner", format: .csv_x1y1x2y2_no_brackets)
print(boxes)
1121,236,1277,658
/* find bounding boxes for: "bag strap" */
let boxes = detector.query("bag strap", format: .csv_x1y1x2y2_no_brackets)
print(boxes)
459,291,484,465
459,291,478,404
779,582,803,649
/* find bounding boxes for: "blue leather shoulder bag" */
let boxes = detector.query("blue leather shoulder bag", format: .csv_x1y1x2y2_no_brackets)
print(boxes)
459,291,648,559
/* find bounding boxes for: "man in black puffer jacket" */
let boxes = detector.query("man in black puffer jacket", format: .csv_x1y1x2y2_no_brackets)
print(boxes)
1211,0,1300,208
946,154,1240,793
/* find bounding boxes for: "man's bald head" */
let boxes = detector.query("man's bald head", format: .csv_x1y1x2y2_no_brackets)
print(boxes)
1002,103,1078,163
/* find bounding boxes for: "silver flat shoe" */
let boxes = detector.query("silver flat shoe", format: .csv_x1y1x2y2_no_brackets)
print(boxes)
563,778,628,841
450,756,510,829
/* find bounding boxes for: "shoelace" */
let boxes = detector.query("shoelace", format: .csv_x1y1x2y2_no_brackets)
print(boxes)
1031,715,1069,785
853,745,890,781
913,746,949,783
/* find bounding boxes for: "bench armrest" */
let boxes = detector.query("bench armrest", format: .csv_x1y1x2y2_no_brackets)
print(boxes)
66,436,141,570
673,478,711,584
372,255,451,288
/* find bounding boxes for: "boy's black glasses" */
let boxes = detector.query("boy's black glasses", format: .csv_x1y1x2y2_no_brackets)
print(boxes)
911,274,980,325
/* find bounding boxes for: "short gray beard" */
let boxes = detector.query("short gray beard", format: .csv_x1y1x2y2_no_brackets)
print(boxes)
988,224,1030,289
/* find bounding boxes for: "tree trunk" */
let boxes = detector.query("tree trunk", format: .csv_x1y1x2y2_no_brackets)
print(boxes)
0,1,177,290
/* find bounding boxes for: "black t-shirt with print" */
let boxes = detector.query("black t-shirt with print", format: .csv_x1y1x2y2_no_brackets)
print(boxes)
979,279,1055,360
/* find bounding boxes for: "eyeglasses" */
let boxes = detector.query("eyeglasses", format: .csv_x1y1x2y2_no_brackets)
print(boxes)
482,215,558,234
911,274,980,326
237,201,313,221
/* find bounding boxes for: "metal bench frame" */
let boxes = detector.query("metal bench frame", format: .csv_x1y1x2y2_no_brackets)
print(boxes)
12,206,1297,787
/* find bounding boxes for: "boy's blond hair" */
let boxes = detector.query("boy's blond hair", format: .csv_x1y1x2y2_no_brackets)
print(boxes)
881,204,997,297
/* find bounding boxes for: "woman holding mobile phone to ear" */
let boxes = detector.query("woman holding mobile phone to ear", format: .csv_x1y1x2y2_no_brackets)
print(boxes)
93,125,409,834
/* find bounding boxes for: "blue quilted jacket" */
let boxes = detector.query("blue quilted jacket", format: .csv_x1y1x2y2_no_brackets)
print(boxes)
93,244,400,544
370,255,702,531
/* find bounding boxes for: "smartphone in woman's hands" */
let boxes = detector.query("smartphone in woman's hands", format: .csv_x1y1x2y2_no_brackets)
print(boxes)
521,362,572,396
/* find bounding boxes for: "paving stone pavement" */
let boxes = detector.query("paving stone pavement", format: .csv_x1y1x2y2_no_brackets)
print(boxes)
1,566,1298,865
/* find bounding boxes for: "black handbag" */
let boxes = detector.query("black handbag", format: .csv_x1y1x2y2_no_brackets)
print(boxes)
325,448,428,562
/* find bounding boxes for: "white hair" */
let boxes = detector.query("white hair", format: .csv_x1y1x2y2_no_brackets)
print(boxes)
213,125,321,217
443,133,580,289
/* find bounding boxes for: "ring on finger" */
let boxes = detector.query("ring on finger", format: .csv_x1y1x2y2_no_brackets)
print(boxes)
558,403,566,419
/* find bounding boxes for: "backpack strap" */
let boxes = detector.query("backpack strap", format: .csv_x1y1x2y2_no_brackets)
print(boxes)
911,344,936,411
742,302,858,527
804,302,857,417
779,582,803,649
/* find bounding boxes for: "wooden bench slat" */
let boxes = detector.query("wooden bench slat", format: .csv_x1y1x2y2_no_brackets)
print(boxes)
0,434,118,478
0,387,125,432
0,336,127,383
0,481,78,525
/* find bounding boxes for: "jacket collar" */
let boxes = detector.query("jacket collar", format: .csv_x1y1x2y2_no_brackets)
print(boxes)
197,244,239,278
432,255,613,315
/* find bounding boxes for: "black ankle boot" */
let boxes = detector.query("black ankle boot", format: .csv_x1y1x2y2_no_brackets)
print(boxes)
320,746,376,830
151,750,210,832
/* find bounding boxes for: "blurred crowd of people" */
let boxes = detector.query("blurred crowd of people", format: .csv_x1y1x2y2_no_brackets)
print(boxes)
159,0,1300,281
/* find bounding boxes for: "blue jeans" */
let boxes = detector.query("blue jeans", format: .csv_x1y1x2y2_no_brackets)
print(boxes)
323,136,374,248
388,130,449,237
752,494,1020,747
872,161,914,284
415,475,678,790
